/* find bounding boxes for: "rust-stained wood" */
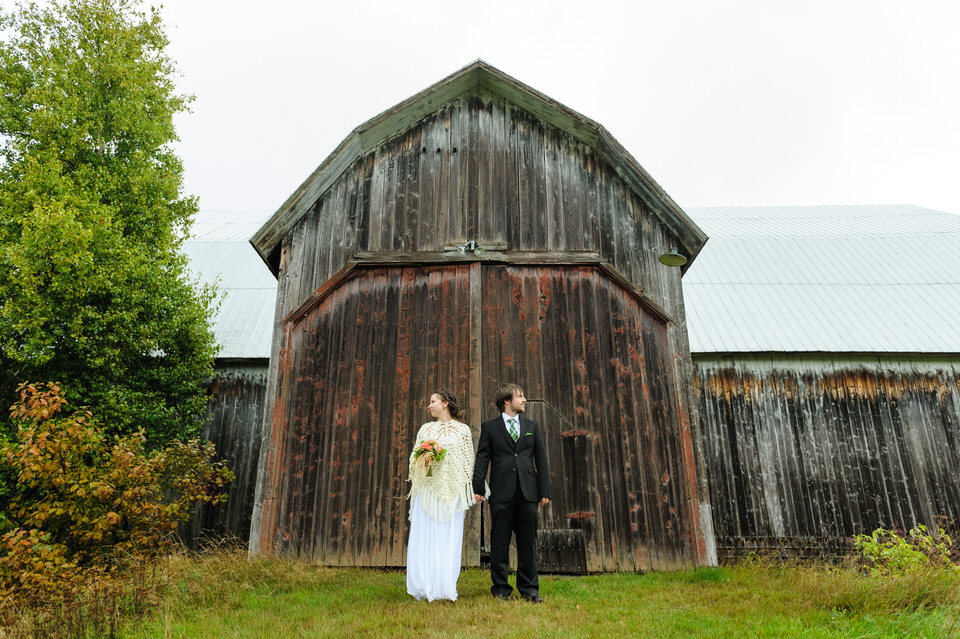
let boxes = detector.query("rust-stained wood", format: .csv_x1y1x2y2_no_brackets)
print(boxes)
249,82,712,569
349,255,674,324
284,262,359,325
253,264,703,570
464,261,483,566
596,262,675,325
480,265,698,571
248,237,292,557
257,265,473,565
695,354,960,560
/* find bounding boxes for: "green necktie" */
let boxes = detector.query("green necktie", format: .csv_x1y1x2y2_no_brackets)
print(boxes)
508,418,518,441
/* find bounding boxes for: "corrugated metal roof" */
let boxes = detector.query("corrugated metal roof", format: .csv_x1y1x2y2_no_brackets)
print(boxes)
184,206,960,357
183,212,275,359
686,204,960,237
189,210,274,241
683,205,960,353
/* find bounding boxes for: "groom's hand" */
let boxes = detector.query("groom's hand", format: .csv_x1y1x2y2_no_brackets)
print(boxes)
474,494,484,503
540,498,550,506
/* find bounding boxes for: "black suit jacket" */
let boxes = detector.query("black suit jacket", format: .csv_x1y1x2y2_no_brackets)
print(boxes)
473,414,551,503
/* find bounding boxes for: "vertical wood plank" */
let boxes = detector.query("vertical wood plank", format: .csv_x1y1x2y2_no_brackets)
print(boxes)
366,148,385,253
464,261,483,566
446,99,464,242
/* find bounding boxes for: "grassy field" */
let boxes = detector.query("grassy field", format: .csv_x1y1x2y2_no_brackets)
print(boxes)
113,548,960,639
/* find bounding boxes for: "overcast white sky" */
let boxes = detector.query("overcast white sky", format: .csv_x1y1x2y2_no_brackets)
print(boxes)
160,0,960,217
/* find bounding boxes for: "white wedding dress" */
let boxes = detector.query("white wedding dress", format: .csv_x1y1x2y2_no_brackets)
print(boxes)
405,420,480,602
406,496,466,601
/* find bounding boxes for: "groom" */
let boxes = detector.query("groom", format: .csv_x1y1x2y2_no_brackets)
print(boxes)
473,383,551,602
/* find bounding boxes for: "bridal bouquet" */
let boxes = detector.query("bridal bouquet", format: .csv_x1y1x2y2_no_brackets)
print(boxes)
413,440,446,478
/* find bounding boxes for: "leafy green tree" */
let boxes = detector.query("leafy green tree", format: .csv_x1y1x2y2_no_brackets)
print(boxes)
0,0,218,443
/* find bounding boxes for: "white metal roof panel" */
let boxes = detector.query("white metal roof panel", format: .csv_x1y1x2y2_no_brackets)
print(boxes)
683,205,960,353
190,210,274,241
183,212,276,359
687,204,960,237
208,288,276,359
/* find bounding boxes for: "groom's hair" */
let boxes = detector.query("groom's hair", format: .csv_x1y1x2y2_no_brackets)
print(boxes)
495,383,523,413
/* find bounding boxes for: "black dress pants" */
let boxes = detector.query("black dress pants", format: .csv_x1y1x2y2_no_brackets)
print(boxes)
488,488,539,598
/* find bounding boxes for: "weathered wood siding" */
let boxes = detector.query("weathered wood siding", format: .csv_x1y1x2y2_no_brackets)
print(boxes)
250,87,711,568
264,265,473,565
182,362,268,543
483,265,697,571
272,89,686,309
695,354,960,560
254,263,699,569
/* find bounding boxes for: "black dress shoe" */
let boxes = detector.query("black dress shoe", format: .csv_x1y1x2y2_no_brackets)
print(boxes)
521,594,544,603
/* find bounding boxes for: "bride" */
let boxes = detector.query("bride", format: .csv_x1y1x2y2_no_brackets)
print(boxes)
406,389,484,601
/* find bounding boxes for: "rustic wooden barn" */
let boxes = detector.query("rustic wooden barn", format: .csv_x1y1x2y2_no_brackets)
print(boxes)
182,361,268,542
180,214,277,543
682,205,960,560
183,204,960,567
246,61,714,571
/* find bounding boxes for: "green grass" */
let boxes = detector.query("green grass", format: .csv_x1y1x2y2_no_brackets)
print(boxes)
115,548,960,639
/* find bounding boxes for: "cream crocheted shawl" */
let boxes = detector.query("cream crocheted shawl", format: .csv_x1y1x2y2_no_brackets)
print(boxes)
407,420,484,522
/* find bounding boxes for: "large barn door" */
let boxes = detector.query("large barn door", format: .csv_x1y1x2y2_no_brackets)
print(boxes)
480,264,694,572
260,260,694,571
266,264,475,566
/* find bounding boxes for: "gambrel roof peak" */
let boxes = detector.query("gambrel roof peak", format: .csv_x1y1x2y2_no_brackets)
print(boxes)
251,60,706,271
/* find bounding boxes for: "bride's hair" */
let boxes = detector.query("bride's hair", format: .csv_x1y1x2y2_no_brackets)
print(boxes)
436,389,461,419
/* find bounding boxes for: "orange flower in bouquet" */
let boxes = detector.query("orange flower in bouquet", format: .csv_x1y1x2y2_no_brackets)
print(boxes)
413,439,446,477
